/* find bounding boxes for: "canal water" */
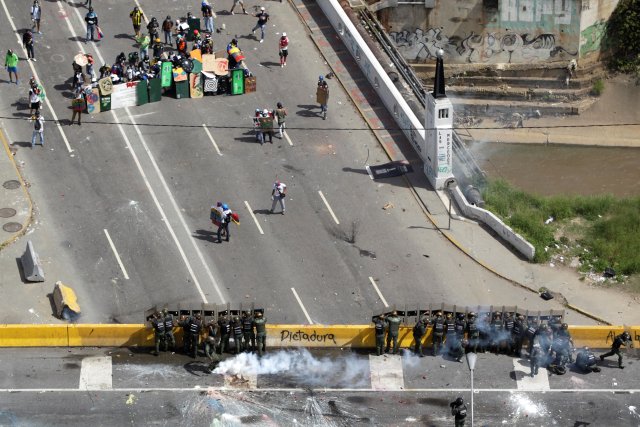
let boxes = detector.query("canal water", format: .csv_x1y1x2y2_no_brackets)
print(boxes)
471,142,640,198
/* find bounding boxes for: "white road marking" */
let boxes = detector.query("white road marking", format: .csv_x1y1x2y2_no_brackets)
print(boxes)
368,277,389,308
291,287,313,324
103,229,129,280
369,354,404,390
79,356,112,390
284,131,293,146
243,201,264,235
202,124,222,156
129,111,157,119
318,191,340,225
513,358,550,391
365,165,374,179
63,1,226,304
0,0,74,154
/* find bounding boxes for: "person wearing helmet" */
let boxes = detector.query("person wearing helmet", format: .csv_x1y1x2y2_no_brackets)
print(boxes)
147,16,160,40
232,316,244,354
216,203,233,243
275,102,287,138
217,315,231,354
229,0,248,15
271,180,287,215
466,312,479,353
450,397,467,426
316,76,329,119
162,309,176,351
251,6,270,42
412,316,427,357
512,314,527,357
150,312,166,356
162,16,174,45
279,32,289,67
431,311,445,356
530,343,545,377
575,346,600,373
600,331,634,369
373,314,386,356
201,1,215,33
253,312,267,356
129,6,144,38
242,311,255,352
384,311,401,354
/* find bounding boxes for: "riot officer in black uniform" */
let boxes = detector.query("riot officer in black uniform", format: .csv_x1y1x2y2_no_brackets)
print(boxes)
232,316,244,354
575,346,600,373
466,312,480,353
431,312,445,356
217,315,231,354
600,331,634,369
450,397,468,427
163,309,176,351
151,312,165,356
512,314,526,357
412,316,427,357
242,311,255,352
188,314,203,358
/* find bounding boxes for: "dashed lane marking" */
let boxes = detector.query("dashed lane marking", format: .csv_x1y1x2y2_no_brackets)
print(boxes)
284,131,293,146
244,201,264,235
291,287,313,324
318,190,340,225
104,229,129,280
368,277,389,307
202,124,222,156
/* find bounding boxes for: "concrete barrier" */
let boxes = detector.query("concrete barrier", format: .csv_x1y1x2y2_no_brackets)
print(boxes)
0,324,635,349
451,185,536,260
68,324,153,347
21,240,45,282
0,324,68,347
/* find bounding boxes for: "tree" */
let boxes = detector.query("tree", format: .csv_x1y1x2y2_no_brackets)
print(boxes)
606,0,640,72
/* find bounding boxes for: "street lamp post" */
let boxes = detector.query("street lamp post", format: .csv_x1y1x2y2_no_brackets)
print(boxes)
445,179,458,230
466,352,477,427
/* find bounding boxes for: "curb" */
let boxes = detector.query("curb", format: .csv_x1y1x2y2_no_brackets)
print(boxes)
291,4,613,326
0,128,33,250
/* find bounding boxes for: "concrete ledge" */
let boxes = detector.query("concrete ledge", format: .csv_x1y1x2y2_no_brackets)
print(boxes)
0,324,69,347
451,185,536,260
0,324,637,349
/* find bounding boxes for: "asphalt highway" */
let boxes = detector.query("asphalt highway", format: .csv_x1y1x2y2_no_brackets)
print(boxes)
0,347,638,426
0,0,585,325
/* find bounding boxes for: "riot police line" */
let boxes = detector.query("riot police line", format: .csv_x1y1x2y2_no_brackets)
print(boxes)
372,304,634,375
145,303,267,371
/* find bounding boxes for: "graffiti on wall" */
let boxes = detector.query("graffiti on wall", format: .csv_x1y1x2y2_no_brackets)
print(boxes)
580,20,606,57
500,0,572,26
389,28,577,63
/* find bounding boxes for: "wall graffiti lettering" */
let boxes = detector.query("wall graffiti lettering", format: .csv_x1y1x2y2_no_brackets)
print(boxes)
280,330,337,345
389,28,577,63
501,0,572,25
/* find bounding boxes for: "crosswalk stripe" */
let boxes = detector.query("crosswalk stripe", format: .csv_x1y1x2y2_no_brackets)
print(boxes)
369,354,404,390
79,356,112,390
513,358,550,391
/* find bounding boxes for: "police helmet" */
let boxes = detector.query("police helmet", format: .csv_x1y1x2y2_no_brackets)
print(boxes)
561,323,568,329
166,15,171,20
436,311,442,317
256,312,263,317
457,313,465,320
468,312,476,318
89,7,93,12
222,204,229,210
583,346,589,351
196,313,202,319
623,331,631,339
152,17,157,22
446,313,452,319
455,397,463,405
234,316,240,322
378,314,385,319
244,311,251,316
389,310,396,316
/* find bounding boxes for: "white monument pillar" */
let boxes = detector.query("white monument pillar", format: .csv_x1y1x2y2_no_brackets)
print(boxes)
424,49,454,190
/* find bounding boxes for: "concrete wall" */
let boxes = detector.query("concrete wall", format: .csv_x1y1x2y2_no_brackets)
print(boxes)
385,0,586,64
316,1,434,183
451,186,536,260
578,0,618,59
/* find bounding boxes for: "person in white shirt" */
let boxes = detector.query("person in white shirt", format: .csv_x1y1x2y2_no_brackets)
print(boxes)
270,181,286,214
28,84,41,115
30,111,44,148
30,0,42,34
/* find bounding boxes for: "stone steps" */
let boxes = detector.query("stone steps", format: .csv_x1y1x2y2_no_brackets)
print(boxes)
448,96,597,117
446,85,593,102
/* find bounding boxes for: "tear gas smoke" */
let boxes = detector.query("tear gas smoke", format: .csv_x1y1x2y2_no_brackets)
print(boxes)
214,349,369,388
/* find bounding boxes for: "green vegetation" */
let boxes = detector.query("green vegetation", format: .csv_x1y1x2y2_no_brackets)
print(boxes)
481,179,640,277
606,0,640,73
591,78,604,96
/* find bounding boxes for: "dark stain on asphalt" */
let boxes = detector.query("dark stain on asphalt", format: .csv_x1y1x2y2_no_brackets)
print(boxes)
63,362,80,369
417,397,450,406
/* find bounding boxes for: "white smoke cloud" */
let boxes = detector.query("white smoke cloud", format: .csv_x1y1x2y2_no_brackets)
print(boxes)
213,349,370,388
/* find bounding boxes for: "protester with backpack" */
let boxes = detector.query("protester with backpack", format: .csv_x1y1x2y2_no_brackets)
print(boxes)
270,181,287,215
30,111,45,148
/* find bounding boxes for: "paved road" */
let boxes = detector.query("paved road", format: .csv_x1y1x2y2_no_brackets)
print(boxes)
0,348,638,425
0,0,588,325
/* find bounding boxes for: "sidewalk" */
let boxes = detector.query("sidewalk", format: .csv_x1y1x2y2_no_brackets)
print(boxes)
0,128,31,249
291,0,640,326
